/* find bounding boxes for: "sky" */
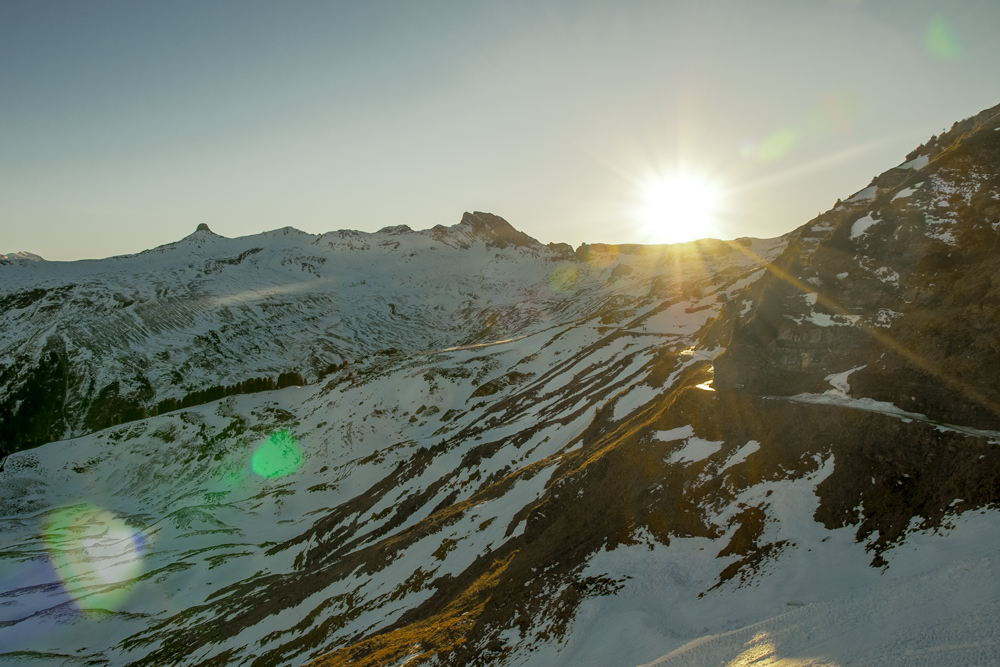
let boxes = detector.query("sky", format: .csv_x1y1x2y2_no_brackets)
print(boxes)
2,0,999,261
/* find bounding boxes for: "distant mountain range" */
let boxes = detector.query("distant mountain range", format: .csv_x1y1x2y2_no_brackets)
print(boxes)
2,102,1000,667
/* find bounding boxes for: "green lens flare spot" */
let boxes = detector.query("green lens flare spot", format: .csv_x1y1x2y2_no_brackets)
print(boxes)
251,430,304,479
43,504,145,611
925,16,962,60
756,127,801,162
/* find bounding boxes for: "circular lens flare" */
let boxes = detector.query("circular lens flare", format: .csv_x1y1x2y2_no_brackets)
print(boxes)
43,504,146,611
640,173,722,243
251,430,304,479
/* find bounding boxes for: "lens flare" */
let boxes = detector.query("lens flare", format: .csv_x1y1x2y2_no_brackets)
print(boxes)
43,504,146,611
640,173,722,243
742,90,859,165
925,16,962,60
755,127,801,162
582,244,620,284
548,265,582,292
251,430,304,479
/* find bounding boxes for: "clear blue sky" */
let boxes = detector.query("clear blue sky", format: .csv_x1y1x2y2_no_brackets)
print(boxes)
2,0,998,260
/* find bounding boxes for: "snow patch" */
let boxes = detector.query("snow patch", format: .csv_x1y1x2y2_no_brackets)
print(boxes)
923,213,958,246
642,300,720,335
679,346,726,361
846,185,877,203
874,266,900,285
823,365,866,399
722,441,760,470
809,221,835,233
655,425,695,443
898,154,930,171
874,309,902,328
665,437,723,465
849,214,878,240
786,312,860,327
892,182,923,201
613,384,660,421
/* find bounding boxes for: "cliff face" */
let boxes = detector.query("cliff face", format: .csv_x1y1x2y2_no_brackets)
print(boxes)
710,102,1000,558
1,105,1000,667
718,103,1000,429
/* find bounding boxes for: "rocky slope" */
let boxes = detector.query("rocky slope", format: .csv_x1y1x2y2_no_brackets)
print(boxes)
1,103,1000,667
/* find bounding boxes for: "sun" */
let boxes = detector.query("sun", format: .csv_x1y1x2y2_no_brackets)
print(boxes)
639,173,722,243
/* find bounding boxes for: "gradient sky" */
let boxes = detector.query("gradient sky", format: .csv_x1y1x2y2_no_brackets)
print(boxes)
2,0,998,261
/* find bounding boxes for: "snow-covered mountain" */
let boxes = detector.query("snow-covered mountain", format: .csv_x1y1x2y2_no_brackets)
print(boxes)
0,211,775,451
2,102,1000,667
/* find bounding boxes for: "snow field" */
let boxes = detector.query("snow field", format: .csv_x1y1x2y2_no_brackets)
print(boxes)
0,221,797,665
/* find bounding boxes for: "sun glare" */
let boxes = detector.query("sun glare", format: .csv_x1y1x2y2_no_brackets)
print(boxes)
640,173,722,243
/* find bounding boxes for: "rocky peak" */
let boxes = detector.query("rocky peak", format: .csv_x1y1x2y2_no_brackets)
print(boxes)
457,211,543,249
0,251,45,262
376,224,414,235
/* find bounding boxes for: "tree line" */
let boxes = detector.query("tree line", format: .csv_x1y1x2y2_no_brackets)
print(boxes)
104,371,308,428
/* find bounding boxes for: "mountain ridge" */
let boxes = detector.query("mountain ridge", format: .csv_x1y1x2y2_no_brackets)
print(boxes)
1,101,1000,667
0,209,787,456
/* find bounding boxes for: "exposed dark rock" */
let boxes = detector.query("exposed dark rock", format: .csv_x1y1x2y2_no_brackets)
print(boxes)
458,211,542,249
